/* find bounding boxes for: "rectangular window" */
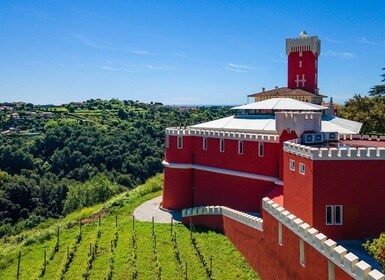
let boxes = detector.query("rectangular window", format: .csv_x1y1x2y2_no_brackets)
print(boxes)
238,140,243,155
203,137,207,150
278,222,282,246
299,51,303,57
289,159,295,171
335,205,343,225
299,239,305,266
258,142,264,157
299,163,305,175
165,135,170,148
177,136,183,149
299,61,302,68
326,205,333,225
220,138,225,152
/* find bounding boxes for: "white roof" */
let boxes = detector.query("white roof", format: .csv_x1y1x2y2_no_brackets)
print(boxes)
191,115,362,135
232,98,327,111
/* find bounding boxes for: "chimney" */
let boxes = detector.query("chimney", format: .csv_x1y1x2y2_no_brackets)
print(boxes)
262,87,265,92
275,86,278,89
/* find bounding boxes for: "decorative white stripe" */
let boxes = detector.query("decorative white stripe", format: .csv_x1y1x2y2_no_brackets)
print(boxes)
262,198,385,279
162,160,283,185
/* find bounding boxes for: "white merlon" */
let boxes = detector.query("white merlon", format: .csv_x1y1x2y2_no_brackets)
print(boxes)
166,127,279,143
262,197,385,279
284,141,385,161
368,269,385,280
286,35,321,55
182,205,263,231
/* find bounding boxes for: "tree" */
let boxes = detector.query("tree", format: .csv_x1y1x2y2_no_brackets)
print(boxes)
369,68,385,97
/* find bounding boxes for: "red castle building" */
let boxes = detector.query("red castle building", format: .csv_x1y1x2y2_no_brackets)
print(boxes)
162,32,385,280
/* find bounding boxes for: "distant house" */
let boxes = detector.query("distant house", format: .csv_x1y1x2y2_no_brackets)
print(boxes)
70,102,84,108
40,112,53,118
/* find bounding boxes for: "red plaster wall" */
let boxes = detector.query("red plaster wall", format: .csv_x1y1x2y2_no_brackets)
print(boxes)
283,152,314,224
312,160,385,240
278,131,299,179
193,137,280,177
193,170,274,212
187,210,353,280
165,135,193,163
162,168,193,209
288,51,318,94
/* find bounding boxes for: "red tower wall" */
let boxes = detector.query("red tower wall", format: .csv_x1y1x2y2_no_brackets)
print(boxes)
312,159,385,240
288,51,318,94
283,152,314,224
162,168,193,209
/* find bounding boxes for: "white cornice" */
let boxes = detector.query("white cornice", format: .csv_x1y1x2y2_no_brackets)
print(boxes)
162,160,283,185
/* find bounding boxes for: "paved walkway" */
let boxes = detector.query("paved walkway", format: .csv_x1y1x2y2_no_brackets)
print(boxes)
133,195,182,223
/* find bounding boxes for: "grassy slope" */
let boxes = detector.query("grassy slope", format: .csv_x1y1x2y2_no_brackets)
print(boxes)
0,175,260,280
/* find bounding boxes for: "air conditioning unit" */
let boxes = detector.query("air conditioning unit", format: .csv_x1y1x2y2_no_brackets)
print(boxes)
325,132,338,141
302,133,315,144
314,132,325,143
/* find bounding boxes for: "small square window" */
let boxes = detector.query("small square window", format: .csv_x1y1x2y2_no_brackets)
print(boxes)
220,138,225,152
258,142,264,157
289,159,295,171
326,205,333,225
177,136,183,149
335,205,343,225
299,51,303,57
203,137,207,150
299,163,305,175
238,140,243,155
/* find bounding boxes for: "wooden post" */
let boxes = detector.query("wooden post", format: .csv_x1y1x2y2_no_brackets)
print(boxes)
210,257,212,276
132,215,135,231
98,214,101,227
16,251,21,279
44,250,46,267
67,246,69,259
79,223,82,235
185,262,188,280
115,215,118,228
170,217,173,236
111,240,113,252
89,243,92,256
152,216,154,236
57,227,60,251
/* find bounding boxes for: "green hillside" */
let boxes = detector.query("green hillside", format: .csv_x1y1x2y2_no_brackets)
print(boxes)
0,175,259,280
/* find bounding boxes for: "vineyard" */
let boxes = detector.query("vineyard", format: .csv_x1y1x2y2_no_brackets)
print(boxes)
0,177,259,280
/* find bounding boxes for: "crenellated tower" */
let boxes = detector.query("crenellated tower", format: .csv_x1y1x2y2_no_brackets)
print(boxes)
286,31,320,94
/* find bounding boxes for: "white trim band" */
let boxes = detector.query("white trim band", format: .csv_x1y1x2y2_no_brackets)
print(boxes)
162,160,283,185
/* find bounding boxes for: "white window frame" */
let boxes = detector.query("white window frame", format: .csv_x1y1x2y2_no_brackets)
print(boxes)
177,136,183,149
334,205,343,225
165,135,170,148
203,137,207,150
220,138,225,153
238,140,243,155
326,205,334,225
258,142,264,157
299,163,305,175
289,159,295,171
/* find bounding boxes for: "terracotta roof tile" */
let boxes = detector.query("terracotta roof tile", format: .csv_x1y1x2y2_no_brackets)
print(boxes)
248,87,327,98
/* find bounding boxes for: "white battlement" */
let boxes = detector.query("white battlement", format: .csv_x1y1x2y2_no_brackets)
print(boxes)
284,141,385,161
262,198,385,280
286,35,321,55
339,134,385,142
166,127,280,143
182,205,263,231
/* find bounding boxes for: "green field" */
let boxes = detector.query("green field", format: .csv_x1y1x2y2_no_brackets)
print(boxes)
0,177,259,280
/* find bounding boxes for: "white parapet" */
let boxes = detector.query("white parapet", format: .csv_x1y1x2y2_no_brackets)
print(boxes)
262,197,385,279
284,140,385,161
165,127,279,143
182,205,263,232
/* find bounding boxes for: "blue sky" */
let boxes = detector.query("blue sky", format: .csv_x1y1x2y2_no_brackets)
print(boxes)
1,0,384,105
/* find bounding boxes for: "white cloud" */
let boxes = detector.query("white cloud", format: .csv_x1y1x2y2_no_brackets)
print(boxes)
225,62,258,73
224,67,247,73
271,54,286,63
13,6,49,19
322,50,355,58
357,37,377,45
171,52,186,58
133,50,151,55
324,37,344,44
